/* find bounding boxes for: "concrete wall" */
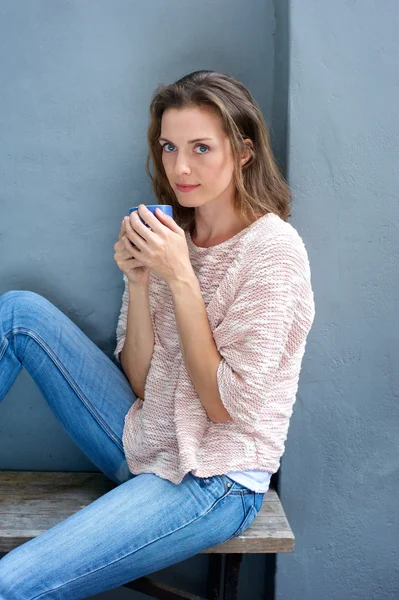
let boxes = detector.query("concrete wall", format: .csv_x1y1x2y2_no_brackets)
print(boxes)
0,1,277,598
277,1,399,599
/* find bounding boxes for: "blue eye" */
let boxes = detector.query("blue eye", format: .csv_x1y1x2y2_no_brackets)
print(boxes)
162,142,175,152
195,144,209,154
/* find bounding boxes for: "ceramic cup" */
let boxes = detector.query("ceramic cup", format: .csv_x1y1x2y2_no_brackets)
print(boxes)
128,204,174,227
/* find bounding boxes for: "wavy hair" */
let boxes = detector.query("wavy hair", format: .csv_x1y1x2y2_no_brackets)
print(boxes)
145,70,291,232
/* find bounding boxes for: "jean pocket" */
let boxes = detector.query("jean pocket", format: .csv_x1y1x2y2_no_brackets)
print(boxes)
234,504,258,537
225,493,260,542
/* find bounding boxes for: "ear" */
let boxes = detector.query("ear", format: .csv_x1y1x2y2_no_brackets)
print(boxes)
240,138,254,166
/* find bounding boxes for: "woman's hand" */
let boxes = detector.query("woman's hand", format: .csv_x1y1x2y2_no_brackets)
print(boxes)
124,204,194,286
113,217,150,287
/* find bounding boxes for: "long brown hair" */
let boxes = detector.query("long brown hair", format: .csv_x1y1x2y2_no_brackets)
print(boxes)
145,70,291,232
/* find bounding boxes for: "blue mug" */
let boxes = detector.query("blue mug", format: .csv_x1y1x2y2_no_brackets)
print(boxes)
128,204,174,228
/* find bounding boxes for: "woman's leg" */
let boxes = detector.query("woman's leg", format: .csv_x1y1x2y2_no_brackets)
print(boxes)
0,290,137,484
0,290,265,599
0,472,264,600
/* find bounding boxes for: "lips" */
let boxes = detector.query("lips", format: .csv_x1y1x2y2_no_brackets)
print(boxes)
176,184,200,192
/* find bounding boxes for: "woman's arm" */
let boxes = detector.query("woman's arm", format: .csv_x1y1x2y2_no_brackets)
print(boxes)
169,272,232,424
120,282,155,399
169,232,315,428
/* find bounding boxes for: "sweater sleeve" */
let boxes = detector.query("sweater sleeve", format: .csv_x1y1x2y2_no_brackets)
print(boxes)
213,233,315,432
114,274,129,363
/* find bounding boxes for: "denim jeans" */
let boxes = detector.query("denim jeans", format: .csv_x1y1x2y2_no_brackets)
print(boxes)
0,290,265,599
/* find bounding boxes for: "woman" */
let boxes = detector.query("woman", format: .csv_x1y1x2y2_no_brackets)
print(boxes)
0,70,315,598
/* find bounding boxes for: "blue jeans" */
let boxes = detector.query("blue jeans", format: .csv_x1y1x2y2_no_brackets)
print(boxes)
0,290,265,599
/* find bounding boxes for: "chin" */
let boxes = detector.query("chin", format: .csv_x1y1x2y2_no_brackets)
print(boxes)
176,197,199,207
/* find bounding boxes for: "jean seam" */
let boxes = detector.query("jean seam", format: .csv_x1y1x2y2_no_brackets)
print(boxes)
239,505,256,534
0,336,9,361
30,484,237,599
240,492,246,519
224,502,256,544
5,327,124,453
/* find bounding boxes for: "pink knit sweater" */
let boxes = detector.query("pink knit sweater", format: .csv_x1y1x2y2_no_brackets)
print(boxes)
114,212,315,485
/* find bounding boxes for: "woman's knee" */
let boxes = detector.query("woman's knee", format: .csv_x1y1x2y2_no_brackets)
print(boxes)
1,289,47,310
0,290,59,325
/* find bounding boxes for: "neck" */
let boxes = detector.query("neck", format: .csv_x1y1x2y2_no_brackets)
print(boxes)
190,216,254,248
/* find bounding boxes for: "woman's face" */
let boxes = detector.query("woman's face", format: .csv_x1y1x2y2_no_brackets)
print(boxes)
159,106,237,209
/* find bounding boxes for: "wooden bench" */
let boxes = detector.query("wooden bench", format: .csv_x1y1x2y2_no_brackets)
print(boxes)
0,471,294,600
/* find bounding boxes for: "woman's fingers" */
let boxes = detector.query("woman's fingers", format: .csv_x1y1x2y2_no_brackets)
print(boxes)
118,218,127,241
125,216,145,250
121,237,145,267
122,235,136,253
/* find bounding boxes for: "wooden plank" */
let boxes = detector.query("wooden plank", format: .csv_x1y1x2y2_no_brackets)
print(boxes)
0,471,294,554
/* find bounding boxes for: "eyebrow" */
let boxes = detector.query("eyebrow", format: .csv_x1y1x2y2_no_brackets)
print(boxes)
158,137,214,144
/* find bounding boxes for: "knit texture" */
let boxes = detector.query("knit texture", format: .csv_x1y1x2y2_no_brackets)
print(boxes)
114,212,315,485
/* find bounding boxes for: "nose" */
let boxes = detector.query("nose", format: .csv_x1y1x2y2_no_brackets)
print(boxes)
174,151,191,176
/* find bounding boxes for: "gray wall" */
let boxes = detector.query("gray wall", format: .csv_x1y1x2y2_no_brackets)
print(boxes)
278,1,399,599
0,1,277,598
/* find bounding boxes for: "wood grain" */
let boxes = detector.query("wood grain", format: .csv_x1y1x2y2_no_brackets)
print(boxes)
0,471,294,554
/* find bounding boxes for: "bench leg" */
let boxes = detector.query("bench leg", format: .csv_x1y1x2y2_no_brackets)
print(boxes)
222,553,243,600
206,553,243,600
123,552,243,600
206,554,222,599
